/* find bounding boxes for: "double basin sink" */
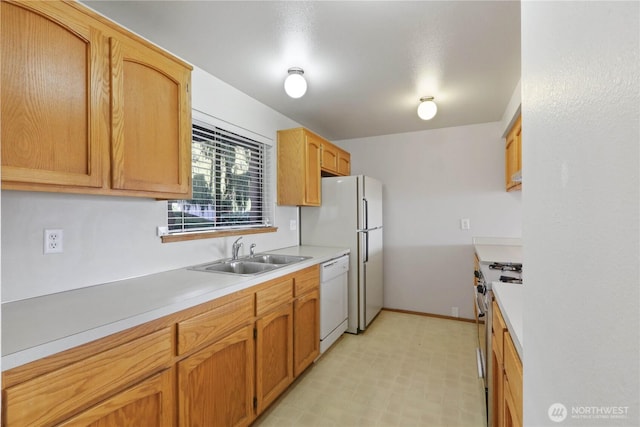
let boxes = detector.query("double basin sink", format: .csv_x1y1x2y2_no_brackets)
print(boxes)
189,253,311,276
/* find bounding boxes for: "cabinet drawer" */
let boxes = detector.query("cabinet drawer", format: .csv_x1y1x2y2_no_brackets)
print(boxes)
492,301,507,357
256,278,293,316
294,265,320,296
503,331,523,419
177,295,254,355
4,327,172,427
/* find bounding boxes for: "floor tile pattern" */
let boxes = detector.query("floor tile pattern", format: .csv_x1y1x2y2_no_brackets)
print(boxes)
254,310,487,427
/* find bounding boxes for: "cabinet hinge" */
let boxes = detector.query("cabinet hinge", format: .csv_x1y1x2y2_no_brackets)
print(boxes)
186,82,190,93
253,327,257,339
253,397,258,409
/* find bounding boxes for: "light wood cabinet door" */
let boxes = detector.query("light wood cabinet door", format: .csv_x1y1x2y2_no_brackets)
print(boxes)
303,133,322,206
337,148,351,176
255,303,294,414
505,115,522,191
276,128,322,206
321,142,339,174
503,376,522,427
110,36,191,199
178,325,255,427
503,331,523,425
1,0,106,190
3,328,172,427
321,142,351,177
293,289,320,377
58,369,174,427
491,331,504,427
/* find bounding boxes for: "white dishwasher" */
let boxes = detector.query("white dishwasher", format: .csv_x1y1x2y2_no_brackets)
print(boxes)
319,255,350,354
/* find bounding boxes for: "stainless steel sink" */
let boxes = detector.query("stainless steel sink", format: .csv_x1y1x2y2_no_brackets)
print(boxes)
188,254,310,276
190,260,279,275
246,254,311,265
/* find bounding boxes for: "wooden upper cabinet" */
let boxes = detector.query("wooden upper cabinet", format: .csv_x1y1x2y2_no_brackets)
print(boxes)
277,127,350,206
321,142,339,174
277,127,322,206
321,142,351,177
110,36,191,198
0,1,106,189
0,0,192,199
337,148,351,176
505,115,522,191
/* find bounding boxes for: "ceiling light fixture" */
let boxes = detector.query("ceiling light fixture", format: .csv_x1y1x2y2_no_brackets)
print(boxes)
417,96,438,120
284,67,307,98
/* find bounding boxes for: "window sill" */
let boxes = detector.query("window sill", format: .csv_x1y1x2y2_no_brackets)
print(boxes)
161,226,278,243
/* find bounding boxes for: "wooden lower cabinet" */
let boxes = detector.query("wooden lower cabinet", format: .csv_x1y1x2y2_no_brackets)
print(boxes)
58,369,174,427
255,302,294,414
491,332,505,427
178,325,255,427
293,289,320,377
3,328,172,426
503,375,522,427
491,301,523,427
2,266,323,427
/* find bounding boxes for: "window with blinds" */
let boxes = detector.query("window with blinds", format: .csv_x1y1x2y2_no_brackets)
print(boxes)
168,119,271,233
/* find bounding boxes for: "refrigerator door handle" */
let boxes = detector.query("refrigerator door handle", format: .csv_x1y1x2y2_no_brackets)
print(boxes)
362,230,369,263
362,198,369,230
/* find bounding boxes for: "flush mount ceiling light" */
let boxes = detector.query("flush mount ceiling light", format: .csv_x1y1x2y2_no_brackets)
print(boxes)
417,96,438,120
284,67,307,98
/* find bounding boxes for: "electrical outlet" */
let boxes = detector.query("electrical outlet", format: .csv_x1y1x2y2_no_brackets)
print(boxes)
452,307,459,318
44,229,64,254
289,219,297,231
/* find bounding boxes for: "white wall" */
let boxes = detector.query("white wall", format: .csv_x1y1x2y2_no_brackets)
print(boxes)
522,1,639,425
338,122,522,319
0,66,301,302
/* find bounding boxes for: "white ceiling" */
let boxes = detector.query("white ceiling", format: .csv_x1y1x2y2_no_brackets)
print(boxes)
85,1,521,141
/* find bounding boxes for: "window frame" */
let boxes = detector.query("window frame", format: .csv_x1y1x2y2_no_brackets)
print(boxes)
161,110,276,243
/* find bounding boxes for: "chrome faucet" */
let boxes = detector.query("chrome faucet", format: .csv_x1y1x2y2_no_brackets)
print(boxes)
231,237,243,260
249,243,257,257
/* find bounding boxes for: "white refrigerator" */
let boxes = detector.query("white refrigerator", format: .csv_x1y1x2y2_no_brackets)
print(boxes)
301,175,383,333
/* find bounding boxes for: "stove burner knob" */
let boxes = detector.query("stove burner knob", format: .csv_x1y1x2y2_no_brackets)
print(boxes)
477,284,486,294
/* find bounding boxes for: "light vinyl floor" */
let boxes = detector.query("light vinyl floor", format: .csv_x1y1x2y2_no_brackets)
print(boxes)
254,310,487,427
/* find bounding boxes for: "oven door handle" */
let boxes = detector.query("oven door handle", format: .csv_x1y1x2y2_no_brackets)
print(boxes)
475,289,486,318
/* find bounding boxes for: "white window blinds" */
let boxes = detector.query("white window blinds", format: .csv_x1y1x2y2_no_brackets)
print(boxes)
168,119,271,233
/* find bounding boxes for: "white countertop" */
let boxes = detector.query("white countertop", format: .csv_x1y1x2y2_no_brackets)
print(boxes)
474,237,522,265
492,282,523,360
1,245,349,371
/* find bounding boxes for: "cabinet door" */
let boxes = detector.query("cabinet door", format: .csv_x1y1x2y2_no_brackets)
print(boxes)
503,332,523,424
321,143,339,174
491,334,504,427
505,115,522,191
110,36,191,199
304,133,322,206
1,1,106,190
256,303,294,414
337,149,351,176
58,369,174,427
503,377,522,427
293,289,320,377
178,325,255,427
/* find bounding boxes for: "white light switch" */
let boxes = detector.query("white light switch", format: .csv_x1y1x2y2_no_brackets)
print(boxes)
460,218,470,230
